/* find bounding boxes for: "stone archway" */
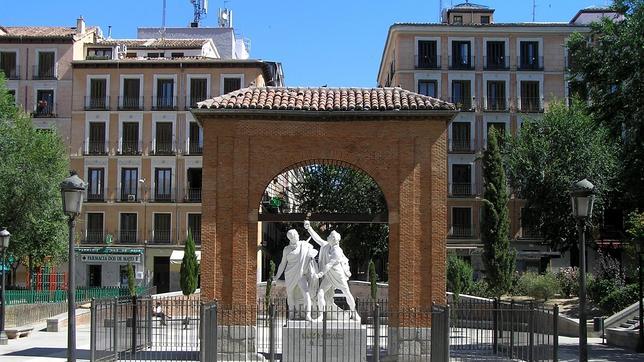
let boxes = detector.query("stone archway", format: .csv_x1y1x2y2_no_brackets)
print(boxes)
192,86,456,314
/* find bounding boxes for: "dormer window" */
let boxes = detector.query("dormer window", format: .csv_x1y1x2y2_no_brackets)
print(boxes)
171,52,184,58
453,15,463,24
147,52,164,58
481,16,490,24
87,48,112,60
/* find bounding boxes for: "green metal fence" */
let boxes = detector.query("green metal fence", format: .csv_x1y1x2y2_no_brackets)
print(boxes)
5,286,152,305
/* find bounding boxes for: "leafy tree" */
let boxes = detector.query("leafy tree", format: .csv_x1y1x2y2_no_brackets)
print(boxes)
368,259,378,300
481,128,515,296
446,255,474,298
127,263,137,297
0,75,69,275
567,0,644,209
180,231,199,296
505,102,619,252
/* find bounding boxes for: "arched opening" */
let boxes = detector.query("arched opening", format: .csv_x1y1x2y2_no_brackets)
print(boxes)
257,159,390,287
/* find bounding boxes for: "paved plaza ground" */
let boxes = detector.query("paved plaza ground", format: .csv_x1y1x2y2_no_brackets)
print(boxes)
0,324,642,361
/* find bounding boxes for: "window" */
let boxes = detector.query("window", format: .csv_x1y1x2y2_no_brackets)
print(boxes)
87,168,105,201
451,208,472,237
147,52,164,58
154,168,172,202
153,213,172,244
451,164,472,196
417,80,437,98
119,265,129,287
520,81,541,112
189,78,208,107
451,122,471,151
87,48,112,60
417,40,438,68
223,77,242,94
485,41,506,69
34,89,54,117
451,41,471,69
88,78,108,110
126,52,137,58
121,122,139,154
188,214,201,244
7,89,15,103
0,51,18,79
119,213,137,243
521,208,541,238
171,52,184,58
155,78,175,109
188,122,203,154
122,78,141,110
519,41,541,69
154,122,174,155
86,213,104,243
486,81,506,111
186,168,202,202
88,122,106,155
486,122,506,146
36,51,55,79
453,15,463,24
481,16,490,24
451,80,472,110
120,168,138,201
88,265,102,287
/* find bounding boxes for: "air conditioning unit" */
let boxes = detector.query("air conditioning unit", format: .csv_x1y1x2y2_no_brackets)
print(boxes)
127,194,136,202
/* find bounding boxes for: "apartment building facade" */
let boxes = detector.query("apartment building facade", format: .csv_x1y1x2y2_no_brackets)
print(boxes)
377,3,596,275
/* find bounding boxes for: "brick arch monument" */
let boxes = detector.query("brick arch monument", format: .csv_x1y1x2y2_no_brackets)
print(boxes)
192,86,456,313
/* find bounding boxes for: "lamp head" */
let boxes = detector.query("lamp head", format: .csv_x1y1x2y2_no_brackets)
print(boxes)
0,227,10,249
570,178,595,219
60,171,87,217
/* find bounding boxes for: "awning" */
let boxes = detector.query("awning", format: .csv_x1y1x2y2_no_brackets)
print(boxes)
170,250,202,264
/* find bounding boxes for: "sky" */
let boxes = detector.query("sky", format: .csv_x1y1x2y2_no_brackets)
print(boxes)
0,0,608,87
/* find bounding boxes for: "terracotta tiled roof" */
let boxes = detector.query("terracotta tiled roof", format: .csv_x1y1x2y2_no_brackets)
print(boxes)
197,87,455,112
97,38,209,49
0,26,99,38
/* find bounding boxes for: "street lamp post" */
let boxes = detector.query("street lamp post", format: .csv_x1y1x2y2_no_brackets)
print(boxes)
0,228,10,345
638,241,644,352
570,178,595,362
60,172,86,362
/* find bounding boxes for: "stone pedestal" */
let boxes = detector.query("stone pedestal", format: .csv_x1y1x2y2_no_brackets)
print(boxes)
385,327,432,362
216,325,265,361
282,320,367,362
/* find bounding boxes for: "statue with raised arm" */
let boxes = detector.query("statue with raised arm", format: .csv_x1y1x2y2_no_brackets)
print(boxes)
274,227,319,321
304,221,360,321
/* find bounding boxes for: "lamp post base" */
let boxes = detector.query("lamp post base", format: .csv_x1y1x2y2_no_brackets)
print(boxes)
0,331,8,345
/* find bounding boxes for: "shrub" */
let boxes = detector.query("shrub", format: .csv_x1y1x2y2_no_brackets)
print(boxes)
447,255,474,297
469,279,495,299
518,272,561,301
598,284,639,315
556,267,580,298
594,251,625,288
587,276,619,305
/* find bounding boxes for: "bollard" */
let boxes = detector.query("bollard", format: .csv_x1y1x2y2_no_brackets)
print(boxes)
90,298,96,362
374,303,381,362
553,304,559,362
269,303,275,362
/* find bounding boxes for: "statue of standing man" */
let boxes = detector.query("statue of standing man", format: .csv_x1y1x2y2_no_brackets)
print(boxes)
304,221,360,321
275,227,319,321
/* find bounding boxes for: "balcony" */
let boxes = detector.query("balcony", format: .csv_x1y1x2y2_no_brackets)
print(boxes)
118,230,138,244
188,142,203,155
32,103,55,118
521,226,542,239
519,97,544,113
449,224,474,238
450,138,473,152
84,96,110,110
118,188,139,202
150,141,175,156
450,182,473,197
118,96,144,111
151,230,172,244
153,190,174,203
83,231,104,244
185,188,202,202
118,141,142,155
1,65,20,80
447,97,476,112
186,96,209,110
415,55,441,70
32,65,57,80
483,97,508,112
86,190,105,202
152,96,177,111
483,56,509,70
449,56,475,70
517,56,544,71
85,141,108,155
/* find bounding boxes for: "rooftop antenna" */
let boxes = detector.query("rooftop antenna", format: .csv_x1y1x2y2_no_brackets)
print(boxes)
532,0,536,22
190,0,208,27
160,0,167,39
439,0,442,22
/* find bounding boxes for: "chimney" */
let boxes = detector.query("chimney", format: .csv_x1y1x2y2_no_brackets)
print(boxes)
76,16,86,34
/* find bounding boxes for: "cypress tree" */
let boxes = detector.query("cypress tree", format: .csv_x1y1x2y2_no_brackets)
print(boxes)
481,128,515,296
127,262,137,297
180,230,199,296
265,260,276,310
368,259,378,300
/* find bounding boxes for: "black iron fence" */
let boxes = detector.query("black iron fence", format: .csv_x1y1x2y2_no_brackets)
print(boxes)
90,296,557,361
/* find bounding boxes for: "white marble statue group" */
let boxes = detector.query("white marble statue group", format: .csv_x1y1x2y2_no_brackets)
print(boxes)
275,220,360,322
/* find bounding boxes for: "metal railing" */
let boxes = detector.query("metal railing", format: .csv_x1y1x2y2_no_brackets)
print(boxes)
484,97,508,111
415,55,441,69
118,230,138,244
483,56,509,70
85,96,110,110
151,140,175,155
32,103,55,117
450,224,474,238
119,141,142,155
85,140,108,155
521,226,542,239
449,55,475,70
83,231,105,243
450,182,473,197
1,65,20,79
5,286,151,306
447,97,476,112
185,188,202,202
186,96,208,110
450,138,473,152
118,96,144,111
153,190,174,202
517,56,544,71
519,97,544,113
188,142,203,155
32,64,57,80
86,191,105,202
118,188,140,202
151,230,172,244
152,96,177,111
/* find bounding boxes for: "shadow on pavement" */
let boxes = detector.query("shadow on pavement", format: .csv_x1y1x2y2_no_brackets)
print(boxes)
4,348,90,359
559,344,643,361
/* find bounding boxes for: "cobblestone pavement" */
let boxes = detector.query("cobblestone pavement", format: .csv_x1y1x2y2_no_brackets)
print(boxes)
0,322,90,361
